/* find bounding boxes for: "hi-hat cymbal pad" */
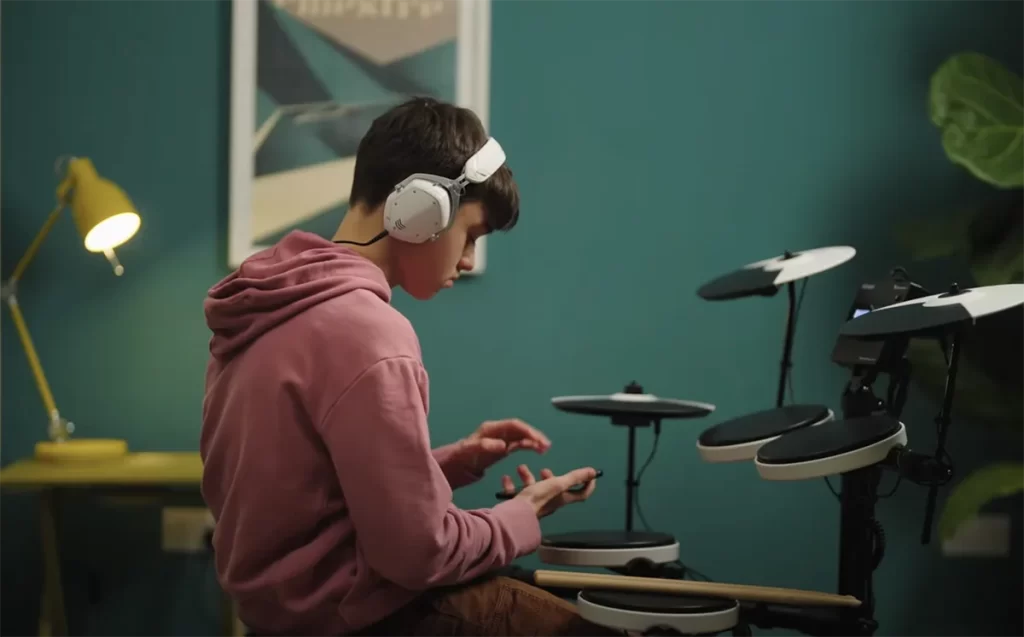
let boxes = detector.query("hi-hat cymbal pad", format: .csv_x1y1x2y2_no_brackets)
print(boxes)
840,283,1024,338
552,392,716,419
697,246,857,301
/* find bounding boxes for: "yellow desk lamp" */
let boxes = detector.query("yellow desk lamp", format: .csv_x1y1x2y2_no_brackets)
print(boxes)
2,156,141,463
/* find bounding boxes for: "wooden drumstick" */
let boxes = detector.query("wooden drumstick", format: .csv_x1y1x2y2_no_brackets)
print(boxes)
533,569,861,608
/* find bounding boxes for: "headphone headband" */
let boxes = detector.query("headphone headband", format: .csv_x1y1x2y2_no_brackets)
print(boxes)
459,137,506,185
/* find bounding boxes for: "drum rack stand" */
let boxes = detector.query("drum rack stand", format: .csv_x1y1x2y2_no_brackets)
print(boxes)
739,329,958,637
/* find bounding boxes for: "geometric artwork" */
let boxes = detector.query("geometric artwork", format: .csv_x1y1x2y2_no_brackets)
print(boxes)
228,0,494,274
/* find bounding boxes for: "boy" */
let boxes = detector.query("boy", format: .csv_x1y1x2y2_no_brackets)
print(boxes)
200,97,615,636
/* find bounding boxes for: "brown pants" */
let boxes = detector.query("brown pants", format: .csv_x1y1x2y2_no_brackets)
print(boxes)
360,575,624,636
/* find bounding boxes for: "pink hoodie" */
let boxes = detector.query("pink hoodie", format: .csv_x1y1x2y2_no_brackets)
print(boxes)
200,231,541,635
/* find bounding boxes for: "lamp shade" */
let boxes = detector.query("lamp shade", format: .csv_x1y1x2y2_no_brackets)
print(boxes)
66,158,141,252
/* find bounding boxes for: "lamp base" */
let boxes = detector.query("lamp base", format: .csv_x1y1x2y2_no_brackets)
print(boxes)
35,438,129,463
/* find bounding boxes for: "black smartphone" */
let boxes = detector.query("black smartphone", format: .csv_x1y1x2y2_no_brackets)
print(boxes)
494,470,603,500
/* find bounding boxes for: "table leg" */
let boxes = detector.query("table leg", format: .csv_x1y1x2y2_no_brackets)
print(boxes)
38,489,68,636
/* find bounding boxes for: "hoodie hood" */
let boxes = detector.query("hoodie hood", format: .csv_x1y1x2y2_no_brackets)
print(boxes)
204,231,391,360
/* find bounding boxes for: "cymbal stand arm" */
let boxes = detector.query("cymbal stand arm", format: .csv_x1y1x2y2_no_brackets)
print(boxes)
776,280,797,408
921,326,962,545
626,423,636,532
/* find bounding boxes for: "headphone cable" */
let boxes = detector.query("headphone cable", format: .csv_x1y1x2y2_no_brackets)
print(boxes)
334,230,388,247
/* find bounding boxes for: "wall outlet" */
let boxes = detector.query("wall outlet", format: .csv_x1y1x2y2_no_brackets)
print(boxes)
941,513,1012,558
161,506,215,553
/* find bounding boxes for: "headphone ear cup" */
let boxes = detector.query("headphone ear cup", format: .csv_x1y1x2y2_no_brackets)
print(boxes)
384,178,453,243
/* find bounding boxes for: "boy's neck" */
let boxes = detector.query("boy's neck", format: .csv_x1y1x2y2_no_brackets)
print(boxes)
332,205,395,286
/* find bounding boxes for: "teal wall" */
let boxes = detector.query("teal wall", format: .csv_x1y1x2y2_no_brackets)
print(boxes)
2,1,1021,635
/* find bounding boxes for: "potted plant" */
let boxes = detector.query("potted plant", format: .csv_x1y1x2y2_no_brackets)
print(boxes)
902,51,1023,543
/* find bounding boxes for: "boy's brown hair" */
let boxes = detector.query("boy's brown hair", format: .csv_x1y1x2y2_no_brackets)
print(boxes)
349,97,520,233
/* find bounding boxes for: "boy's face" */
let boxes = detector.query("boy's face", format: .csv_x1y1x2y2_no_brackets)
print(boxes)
393,202,489,300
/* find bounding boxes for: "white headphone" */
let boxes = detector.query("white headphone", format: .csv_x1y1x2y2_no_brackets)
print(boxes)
382,137,507,243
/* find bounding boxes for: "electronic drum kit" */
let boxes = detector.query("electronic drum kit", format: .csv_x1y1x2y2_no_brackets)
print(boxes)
503,245,1024,636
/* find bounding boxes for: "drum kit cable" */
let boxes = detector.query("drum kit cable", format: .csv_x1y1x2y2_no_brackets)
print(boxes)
503,245,1024,636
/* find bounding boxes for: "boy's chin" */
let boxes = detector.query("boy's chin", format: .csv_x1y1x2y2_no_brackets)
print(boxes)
404,284,444,301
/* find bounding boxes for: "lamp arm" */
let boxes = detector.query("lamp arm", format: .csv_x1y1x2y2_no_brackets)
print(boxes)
6,297,61,422
2,200,70,441
8,202,66,287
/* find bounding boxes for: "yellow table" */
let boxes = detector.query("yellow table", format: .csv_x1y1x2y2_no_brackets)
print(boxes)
0,452,239,636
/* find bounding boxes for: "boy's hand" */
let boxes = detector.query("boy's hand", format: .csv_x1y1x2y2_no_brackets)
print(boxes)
506,465,599,518
455,419,552,473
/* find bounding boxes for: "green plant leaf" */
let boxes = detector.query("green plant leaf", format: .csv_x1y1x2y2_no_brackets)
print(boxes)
969,230,1024,286
895,209,975,261
895,192,1021,270
929,52,1024,188
939,463,1024,542
906,338,1023,432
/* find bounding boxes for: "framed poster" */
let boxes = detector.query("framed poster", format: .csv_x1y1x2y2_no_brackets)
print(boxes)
228,0,493,274
0,0,3,458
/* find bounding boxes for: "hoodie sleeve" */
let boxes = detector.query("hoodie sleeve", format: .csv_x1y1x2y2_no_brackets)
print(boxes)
432,442,486,490
319,356,541,591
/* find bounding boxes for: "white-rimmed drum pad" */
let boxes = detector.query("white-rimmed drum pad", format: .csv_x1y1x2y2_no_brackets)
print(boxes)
755,416,907,481
696,404,833,463
697,246,856,301
577,589,740,635
538,531,680,568
840,284,1024,338
551,393,716,419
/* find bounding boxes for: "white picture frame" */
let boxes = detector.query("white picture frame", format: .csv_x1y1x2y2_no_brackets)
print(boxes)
228,0,493,275
0,0,3,464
